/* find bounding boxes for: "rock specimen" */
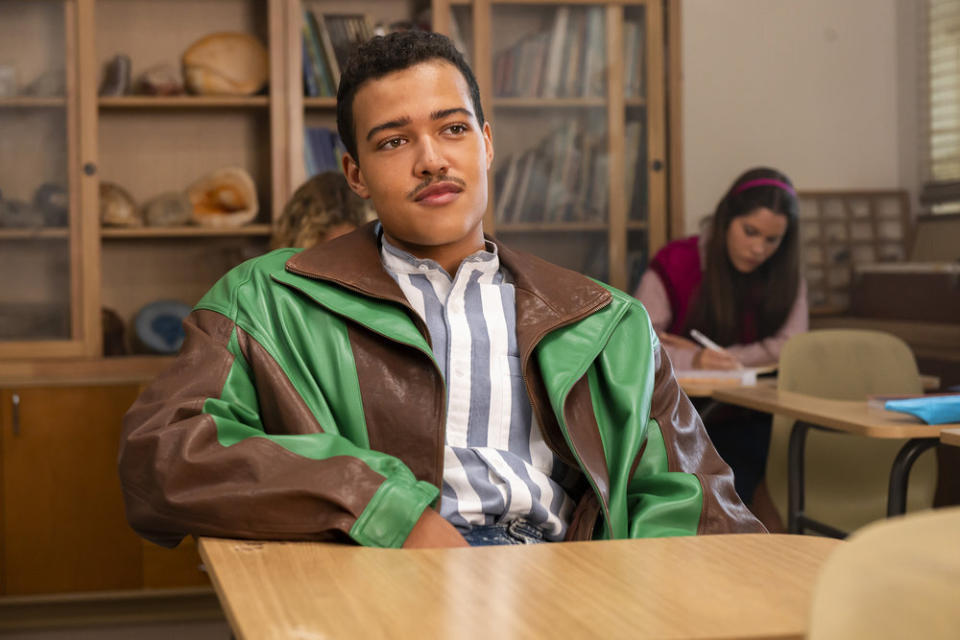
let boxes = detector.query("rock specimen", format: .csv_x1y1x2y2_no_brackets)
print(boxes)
182,33,268,96
142,191,192,226
99,182,141,227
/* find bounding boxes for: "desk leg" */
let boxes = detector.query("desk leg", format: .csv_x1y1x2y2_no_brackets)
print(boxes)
786,421,810,534
887,438,938,517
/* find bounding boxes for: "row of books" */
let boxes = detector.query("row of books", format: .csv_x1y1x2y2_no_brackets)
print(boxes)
493,118,646,224
301,11,374,98
303,126,346,177
492,8,645,99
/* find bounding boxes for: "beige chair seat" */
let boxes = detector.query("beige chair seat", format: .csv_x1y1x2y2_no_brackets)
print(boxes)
808,506,960,639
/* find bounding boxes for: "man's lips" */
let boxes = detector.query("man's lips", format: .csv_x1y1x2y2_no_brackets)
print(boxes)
414,182,463,203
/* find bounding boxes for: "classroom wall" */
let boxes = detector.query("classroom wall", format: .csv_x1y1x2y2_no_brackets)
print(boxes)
680,0,919,233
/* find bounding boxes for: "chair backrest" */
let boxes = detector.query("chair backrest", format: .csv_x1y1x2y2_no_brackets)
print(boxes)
766,329,937,533
808,506,960,639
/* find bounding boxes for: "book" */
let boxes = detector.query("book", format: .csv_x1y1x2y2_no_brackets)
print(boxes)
303,10,335,96
675,367,773,387
542,7,570,98
315,13,341,87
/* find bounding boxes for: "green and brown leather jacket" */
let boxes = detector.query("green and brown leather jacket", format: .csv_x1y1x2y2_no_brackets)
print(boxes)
119,223,763,548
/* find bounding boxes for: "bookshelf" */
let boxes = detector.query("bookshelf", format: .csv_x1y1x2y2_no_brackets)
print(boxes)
0,0,673,360
434,0,669,292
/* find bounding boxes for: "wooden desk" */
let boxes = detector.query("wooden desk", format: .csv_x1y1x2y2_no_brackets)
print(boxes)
942,427,960,448
711,386,960,536
199,534,841,640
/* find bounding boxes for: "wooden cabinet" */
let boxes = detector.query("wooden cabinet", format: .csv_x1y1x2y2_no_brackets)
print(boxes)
0,384,142,594
0,375,209,595
1,0,674,358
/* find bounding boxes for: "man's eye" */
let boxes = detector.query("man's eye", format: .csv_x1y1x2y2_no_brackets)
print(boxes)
447,124,467,134
379,137,404,150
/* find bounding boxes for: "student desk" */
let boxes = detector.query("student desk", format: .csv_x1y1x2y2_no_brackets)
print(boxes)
198,534,840,640
710,385,960,536
942,427,960,448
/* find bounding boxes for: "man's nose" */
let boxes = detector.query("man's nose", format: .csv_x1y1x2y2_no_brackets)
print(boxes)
414,137,448,176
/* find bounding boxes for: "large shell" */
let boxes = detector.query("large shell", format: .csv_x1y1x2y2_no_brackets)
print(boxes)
182,32,268,96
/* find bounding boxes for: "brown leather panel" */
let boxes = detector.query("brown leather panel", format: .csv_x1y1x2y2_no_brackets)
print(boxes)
119,309,390,546
285,221,410,307
236,326,324,435
647,345,766,534
565,490,602,542
348,323,446,489
562,376,611,507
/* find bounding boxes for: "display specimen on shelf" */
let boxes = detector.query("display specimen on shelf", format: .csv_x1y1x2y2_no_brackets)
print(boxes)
187,167,259,228
182,32,268,96
492,6,607,99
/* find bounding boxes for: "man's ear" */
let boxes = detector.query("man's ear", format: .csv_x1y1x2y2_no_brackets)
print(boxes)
482,121,494,171
342,153,371,199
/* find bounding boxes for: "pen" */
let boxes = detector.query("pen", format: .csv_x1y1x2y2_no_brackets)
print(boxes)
689,329,724,352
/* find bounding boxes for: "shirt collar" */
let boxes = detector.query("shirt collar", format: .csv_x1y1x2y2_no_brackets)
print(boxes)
377,222,500,278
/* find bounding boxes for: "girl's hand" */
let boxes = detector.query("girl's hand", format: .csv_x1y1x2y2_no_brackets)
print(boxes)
693,347,743,370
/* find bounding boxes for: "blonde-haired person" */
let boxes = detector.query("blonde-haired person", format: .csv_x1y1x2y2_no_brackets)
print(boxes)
271,170,375,249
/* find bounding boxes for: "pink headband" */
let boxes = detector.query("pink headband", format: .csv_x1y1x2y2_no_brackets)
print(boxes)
732,178,796,198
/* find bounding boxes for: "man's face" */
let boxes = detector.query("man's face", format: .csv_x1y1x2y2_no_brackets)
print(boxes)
343,60,494,261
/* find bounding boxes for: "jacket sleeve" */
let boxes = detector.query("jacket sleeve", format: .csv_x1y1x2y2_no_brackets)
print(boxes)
118,308,439,549
629,337,766,535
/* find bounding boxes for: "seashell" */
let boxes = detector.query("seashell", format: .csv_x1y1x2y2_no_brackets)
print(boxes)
187,167,258,228
182,32,268,96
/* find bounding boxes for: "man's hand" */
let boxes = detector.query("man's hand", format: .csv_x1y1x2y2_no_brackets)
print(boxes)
402,508,469,548
693,346,743,370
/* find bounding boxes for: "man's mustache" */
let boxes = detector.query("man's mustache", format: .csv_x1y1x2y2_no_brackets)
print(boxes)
408,175,467,200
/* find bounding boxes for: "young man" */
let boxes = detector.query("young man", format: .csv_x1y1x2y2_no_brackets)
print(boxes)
119,31,763,549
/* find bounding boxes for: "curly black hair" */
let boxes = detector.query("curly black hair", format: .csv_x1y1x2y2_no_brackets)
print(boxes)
336,30,484,163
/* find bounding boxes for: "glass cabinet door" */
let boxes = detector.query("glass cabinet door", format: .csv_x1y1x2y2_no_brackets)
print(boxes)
446,0,666,292
0,0,92,357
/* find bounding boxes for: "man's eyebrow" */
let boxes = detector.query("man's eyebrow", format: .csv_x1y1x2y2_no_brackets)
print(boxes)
365,117,412,142
431,107,473,121
364,108,475,142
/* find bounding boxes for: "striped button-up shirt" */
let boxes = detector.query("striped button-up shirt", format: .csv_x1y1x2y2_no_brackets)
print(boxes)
380,233,578,540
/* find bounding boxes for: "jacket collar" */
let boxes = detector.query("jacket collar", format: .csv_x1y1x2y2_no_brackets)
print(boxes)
284,221,613,353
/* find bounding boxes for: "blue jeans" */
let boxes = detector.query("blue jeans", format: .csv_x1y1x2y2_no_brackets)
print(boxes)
462,518,546,546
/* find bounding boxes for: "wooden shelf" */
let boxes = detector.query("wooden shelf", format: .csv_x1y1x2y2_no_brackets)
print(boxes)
98,96,269,109
495,222,609,233
492,97,607,109
0,228,69,240
304,97,337,109
0,97,66,109
101,224,272,239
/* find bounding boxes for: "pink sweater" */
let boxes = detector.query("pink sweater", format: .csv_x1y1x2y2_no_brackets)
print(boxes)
634,237,809,370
